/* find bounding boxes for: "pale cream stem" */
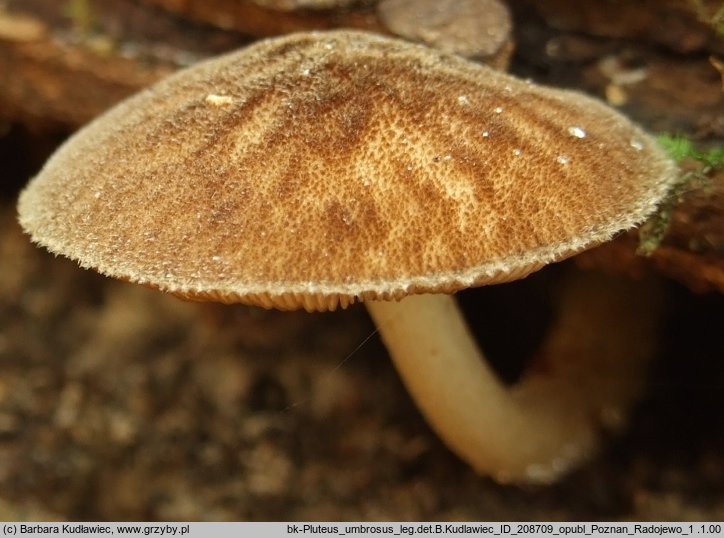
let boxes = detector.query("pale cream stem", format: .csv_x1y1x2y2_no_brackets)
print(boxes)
365,270,660,484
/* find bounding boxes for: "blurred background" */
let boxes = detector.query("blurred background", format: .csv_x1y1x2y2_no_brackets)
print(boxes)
1,0,723,521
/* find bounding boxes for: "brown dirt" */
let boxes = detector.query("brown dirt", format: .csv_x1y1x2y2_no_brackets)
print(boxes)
1,0,722,521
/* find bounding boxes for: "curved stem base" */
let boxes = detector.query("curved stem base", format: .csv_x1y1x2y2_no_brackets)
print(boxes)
365,270,660,484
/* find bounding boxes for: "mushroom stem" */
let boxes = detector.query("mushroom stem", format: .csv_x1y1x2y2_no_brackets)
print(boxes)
365,269,661,484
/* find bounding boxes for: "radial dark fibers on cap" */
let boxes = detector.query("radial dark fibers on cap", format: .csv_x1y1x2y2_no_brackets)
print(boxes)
18,30,675,312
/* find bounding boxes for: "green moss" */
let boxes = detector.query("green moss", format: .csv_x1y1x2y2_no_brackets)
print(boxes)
689,0,724,35
657,134,724,169
637,135,723,256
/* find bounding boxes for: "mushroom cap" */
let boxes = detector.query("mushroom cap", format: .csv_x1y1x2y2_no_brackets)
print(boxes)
18,30,677,312
377,0,512,61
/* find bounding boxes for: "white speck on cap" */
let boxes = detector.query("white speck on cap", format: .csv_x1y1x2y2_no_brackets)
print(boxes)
205,94,234,106
568,126,587,139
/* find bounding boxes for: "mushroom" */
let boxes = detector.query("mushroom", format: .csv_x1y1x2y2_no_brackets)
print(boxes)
17,30,678,483
377,0,513,68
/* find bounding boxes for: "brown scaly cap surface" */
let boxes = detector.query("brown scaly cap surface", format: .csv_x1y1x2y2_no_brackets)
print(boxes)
18,30,677,311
